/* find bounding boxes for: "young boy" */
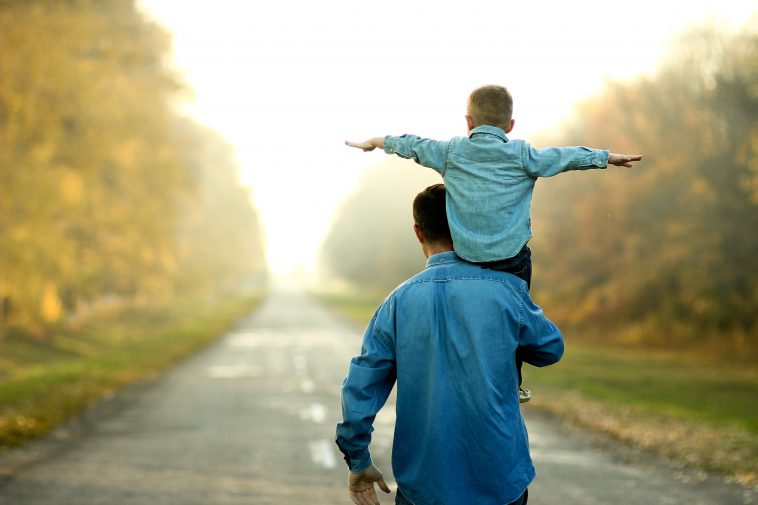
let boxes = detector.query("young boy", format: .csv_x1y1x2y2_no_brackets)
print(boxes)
346,84,642,402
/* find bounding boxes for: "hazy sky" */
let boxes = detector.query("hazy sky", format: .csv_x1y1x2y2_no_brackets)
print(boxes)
138,0,754,276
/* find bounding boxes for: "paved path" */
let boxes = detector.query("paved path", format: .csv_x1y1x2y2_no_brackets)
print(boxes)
0,283,752,504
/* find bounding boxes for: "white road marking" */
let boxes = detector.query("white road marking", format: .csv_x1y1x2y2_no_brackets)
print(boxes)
206,364,263,379
292,354,308,375
226,329,354,348
309,439,337,469
300,379,315,393
300,403,327,423
226,332,263,347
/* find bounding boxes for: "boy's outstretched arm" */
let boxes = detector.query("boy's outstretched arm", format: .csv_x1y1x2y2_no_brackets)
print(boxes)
345,137,384,152
608,153,642,167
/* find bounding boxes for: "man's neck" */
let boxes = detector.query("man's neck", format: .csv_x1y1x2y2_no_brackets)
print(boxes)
424,242,454,258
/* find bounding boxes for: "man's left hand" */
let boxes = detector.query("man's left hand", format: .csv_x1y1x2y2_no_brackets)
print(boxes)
348,464,391,505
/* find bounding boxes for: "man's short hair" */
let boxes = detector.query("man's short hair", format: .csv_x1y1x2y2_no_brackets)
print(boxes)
467,85,513,129
413,184,451,244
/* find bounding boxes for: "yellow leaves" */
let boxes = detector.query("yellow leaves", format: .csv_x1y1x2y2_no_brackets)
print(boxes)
60,169,84,205
10,226,29,242
139,244,161,266
688,177,716,204
689,296,715,318
737,125,758,204
41,283,63,323
29,141,56,164
0,1,265,333
114,138,140,167
1,415,38,431
160,249,177,273
529,25,758,346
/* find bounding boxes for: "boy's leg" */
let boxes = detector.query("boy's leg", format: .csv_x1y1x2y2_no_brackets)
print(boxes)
477,245,531,288
477,246,532,401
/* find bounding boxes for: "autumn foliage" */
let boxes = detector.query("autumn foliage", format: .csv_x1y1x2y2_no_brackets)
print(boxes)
0,0,267,333
320,24,757,354
531,25,757,351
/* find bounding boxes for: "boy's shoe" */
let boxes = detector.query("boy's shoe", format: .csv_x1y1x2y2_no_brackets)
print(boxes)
519,387,531,403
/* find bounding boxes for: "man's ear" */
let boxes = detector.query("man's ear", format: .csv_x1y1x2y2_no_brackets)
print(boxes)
413,224,425,245
465,115,476,132
504,118,515,134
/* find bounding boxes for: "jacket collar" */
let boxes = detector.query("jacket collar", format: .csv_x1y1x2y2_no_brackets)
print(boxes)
469,125,508,142
426,251,463,268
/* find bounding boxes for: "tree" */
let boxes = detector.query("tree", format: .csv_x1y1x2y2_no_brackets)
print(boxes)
173,120,267,297
0,0,267,332
531,23,757,347
319,158,439,294
319,23,757,353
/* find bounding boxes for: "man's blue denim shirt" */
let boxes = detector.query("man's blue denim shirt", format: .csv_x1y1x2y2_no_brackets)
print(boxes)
336,252,564,505
384,126,609,262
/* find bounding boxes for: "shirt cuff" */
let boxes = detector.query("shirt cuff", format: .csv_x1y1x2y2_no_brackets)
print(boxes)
383,135,398,155
348,452,373,473
596,149,609,167
575,148,609,169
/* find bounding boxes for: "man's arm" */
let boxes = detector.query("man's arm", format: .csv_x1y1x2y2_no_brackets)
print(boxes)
517,291,564,367
336,306,397,502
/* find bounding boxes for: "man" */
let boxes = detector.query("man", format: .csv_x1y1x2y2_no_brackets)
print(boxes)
335,184,564,505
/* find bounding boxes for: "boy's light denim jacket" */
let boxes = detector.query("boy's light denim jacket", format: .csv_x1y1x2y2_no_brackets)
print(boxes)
336,252,564,505
384,126,610,262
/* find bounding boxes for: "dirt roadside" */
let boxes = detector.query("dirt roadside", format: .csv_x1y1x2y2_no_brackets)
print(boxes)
529,389,757,488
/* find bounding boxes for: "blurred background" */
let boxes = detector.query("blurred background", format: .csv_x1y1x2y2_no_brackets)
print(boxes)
0,0,755,483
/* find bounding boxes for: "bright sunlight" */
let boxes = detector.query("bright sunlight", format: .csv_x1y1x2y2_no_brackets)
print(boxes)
139,0,755,276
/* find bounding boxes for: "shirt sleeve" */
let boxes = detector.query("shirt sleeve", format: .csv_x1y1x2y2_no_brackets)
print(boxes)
522,142,609,178
384,134,450,175
335,302,398,472
517,288,565,367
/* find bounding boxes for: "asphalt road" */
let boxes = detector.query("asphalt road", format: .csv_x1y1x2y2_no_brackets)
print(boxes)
0,282,752,505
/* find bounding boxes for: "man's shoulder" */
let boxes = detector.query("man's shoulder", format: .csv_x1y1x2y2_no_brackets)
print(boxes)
392,259,528,294
445,262,529,291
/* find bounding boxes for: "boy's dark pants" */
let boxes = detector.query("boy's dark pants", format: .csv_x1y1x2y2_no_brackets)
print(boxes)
477,245,532,386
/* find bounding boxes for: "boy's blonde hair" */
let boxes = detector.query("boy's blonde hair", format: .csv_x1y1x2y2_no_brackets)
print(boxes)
467,85,513,129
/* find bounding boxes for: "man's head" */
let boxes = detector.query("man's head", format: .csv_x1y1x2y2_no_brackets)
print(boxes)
413,184,453,258
466,85,515,133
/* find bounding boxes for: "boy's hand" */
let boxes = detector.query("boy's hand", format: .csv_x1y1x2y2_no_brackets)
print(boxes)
345,137,384,152
348,464,391,505
608,153,642,167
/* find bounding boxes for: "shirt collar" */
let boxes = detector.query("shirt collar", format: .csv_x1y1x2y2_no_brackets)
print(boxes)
426,251,463,268
468,125,509,142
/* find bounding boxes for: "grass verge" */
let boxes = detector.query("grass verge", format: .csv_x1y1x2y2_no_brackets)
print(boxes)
523,347,757,484
312,290,758,484
0,294,263,449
